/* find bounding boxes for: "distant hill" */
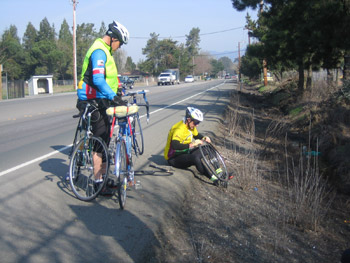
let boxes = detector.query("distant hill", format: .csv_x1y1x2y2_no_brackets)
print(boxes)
208,50,244,63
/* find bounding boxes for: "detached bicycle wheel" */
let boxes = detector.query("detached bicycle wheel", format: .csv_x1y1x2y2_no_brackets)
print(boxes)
69,136,109,201
199,143,229,187
115,140,128,209
131,113,144,156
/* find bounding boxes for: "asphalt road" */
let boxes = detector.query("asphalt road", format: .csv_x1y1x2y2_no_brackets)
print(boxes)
0,79,235,262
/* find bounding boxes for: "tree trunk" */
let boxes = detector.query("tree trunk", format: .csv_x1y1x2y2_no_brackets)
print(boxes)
306,63,312,91
327,68,334,86
344,54,350,80
298,62,305,92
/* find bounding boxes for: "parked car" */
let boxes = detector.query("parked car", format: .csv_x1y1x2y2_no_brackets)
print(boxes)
157,72,173,85
118,75,134,89
231,75,238,82
224,74,231,79
184,75,194,83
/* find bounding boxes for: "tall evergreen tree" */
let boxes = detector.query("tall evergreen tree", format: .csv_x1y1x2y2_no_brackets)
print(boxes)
22,22,38,79
185,27,200,57
125,56,136,73
37,17,56,41
57,19,73,79
0,25,24,79
141,33,160,75
98,22,107,36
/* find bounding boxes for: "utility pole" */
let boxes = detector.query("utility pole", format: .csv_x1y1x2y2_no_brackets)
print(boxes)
260,0,268,86
72,0,78,90
0,64,2,101
238,42,241,82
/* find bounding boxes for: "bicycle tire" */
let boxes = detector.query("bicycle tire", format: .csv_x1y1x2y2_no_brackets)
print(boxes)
69,136,109,201
199,143,228,185
115,140,128,209
131,113,144,156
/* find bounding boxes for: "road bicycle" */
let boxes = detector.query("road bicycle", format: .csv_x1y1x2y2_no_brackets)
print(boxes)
107,90,149,209
68,90,149,205
199,142,229,188
68,101,110,201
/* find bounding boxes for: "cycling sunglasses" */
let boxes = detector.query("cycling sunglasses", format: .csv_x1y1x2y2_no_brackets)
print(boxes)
192,119,201,125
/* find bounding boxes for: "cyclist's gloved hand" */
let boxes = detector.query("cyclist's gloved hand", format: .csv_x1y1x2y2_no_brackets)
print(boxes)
203,136,211,143
117,89,124,97
192,139,203,147
112,95,127,106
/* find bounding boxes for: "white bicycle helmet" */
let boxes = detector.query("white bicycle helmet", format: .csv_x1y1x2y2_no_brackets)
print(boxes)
186,107,203,122
107,20,129,45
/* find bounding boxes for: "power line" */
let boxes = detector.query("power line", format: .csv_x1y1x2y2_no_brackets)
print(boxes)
131,26,244,40
197,49,246,57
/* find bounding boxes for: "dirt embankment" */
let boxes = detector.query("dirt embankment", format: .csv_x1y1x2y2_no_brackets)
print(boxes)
147,80,350,263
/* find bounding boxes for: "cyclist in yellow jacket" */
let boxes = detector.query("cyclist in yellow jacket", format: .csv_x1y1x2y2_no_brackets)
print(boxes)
164,107,219,185
74,20,129,193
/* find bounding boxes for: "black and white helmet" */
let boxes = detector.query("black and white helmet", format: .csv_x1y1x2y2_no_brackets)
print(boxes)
186,107,204,122
106,20,129,45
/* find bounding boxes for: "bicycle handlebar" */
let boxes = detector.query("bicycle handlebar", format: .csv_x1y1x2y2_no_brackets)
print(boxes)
123,90,150,123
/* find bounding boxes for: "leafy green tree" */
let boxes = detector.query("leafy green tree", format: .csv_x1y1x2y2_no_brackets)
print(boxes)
31,40,62,75
98,22,107,36
186,27,200,74
125,56,136,73
57,19,73,80
186,27,200,57
210,59,224,77
141,32,160,74
22,22,38,79
178,43,193,77
37,17,56,42
240,55,261,80
157,38,178,72
31,18,60,75
0,25,24,79
231,0,350,88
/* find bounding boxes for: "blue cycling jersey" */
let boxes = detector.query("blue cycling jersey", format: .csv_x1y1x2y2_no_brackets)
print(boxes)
78,43,118,101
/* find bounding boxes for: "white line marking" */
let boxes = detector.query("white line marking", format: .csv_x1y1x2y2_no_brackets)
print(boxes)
0,83,224,177
0,145,72,177
139,83,224,119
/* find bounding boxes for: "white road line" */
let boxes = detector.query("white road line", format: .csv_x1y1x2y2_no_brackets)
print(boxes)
0,83,224,177
139,83,224,118
0,145,72,177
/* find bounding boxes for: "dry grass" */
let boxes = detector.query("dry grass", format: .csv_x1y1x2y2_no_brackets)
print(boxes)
150,82,350,263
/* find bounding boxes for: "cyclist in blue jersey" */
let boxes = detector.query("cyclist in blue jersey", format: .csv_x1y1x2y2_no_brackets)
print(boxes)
72,20,129,193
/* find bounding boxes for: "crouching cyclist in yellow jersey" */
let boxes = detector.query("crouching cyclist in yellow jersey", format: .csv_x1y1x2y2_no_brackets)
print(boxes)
164,107,219,186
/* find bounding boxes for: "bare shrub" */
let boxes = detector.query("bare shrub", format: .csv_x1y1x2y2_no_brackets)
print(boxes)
262,118,290,155
223,93,260,190
303,79,341,103
284,136,334,231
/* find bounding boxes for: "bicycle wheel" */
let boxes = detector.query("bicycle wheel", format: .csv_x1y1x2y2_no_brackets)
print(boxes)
69,136,109,201
115,140,128,209
131,113,144,156
199,143,228,187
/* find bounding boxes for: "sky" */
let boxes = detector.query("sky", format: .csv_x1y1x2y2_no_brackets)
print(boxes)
0,0,258,63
